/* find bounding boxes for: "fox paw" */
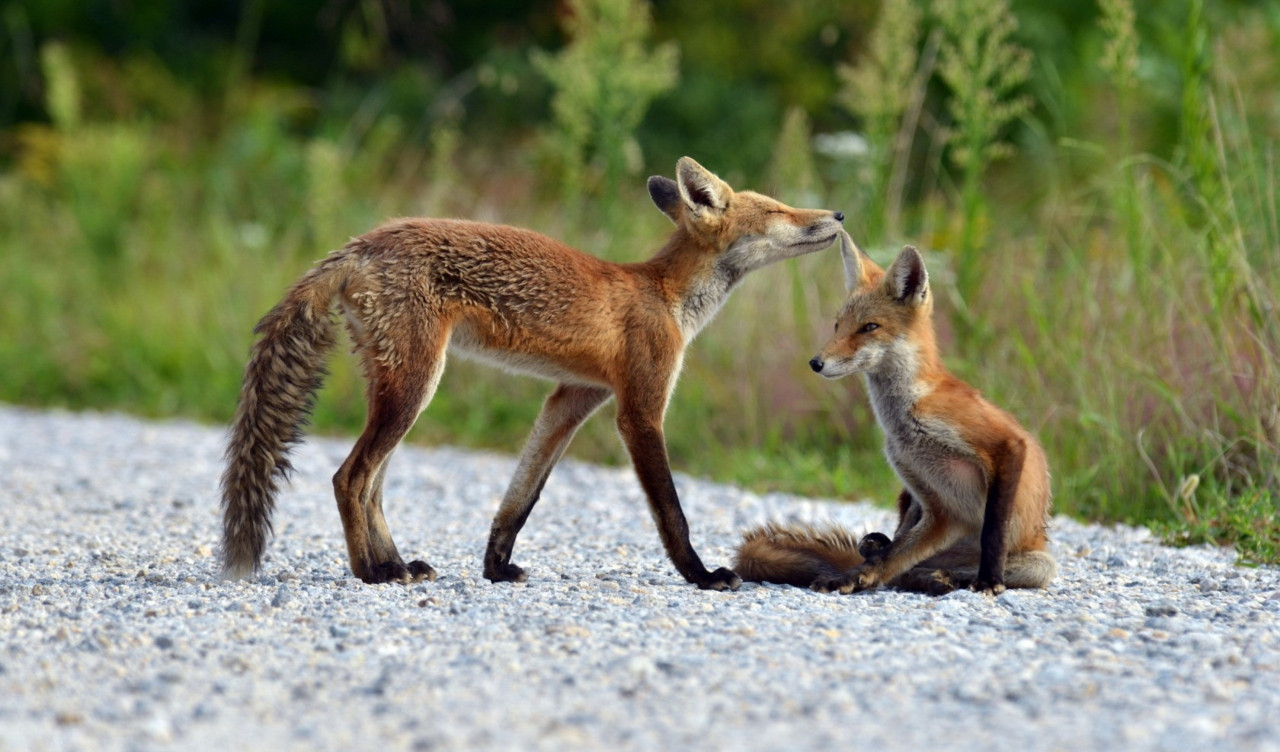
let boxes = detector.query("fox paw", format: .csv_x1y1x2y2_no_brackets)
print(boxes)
812,566,878,595
971,579,1006,596
857,532,892,562
693,567,742,591
366,559,436,584
484,561,528,584
925,569,957,596
407,560,437,582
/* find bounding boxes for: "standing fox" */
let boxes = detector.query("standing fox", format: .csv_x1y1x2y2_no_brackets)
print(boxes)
219,157,844,590
735,230,1056,595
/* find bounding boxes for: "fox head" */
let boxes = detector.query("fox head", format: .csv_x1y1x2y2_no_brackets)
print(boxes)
648,157,844,276
809,230,934,379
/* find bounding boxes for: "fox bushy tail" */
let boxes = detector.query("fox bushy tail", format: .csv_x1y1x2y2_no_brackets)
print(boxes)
219,257,348,579
735,521,1058,591
733,522,866,587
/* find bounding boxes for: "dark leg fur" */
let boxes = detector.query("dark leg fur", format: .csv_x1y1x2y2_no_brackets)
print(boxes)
616,407,739,591
334,343,443,584
365,458,437,583
972,439,1026,595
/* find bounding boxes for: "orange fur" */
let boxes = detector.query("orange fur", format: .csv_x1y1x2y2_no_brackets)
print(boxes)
736,230,1057,595
219,157,844,589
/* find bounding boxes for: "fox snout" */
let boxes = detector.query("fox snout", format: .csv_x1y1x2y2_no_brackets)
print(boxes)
809,354,846,378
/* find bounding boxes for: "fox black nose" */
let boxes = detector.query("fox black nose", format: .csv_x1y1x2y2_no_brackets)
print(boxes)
833,211,845,223
809,356,824,373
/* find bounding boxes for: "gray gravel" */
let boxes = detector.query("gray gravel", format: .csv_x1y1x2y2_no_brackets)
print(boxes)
2,405,1278,752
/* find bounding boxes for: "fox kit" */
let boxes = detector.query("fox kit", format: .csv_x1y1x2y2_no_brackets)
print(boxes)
219,157,844,590
735,230,1056,595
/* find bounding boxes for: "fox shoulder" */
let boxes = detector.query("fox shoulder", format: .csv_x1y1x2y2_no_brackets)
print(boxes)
733,522,865,587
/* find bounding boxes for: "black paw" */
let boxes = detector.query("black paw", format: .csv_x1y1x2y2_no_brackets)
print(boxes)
857,532,892,561
363,560,435,584
365,560,415,584
971,578,1006,596
407,560,437,583
811,566,876,595
484,561,528,583
694,567,741,591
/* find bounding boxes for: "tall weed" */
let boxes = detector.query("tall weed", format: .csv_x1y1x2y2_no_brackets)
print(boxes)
934,0,1031,303
532,0,678,209
836,0,921,241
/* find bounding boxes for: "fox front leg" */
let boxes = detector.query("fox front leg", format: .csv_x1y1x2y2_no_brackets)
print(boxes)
615,391,740,592
970,438,1027,596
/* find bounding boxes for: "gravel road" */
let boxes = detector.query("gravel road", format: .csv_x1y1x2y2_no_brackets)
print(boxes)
2,406,1278,751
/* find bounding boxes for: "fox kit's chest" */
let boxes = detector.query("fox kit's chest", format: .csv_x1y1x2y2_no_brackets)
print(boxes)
866,376,987,519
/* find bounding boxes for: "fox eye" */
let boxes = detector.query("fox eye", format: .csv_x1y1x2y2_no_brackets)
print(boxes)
858,322,880,334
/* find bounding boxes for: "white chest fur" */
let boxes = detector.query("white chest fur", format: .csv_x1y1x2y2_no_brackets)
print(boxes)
673,264,737,342
865,356,987,526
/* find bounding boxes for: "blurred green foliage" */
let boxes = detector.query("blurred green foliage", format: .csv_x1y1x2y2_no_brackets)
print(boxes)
1,0,1277,561
532,0,677,202
2,1,1272,177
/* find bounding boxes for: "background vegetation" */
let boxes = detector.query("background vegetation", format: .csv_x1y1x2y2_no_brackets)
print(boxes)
2,0,1276,562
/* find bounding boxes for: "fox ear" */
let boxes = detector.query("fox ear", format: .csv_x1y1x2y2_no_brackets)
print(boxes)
885,246,929,307
839,230,866,292
648,176,682,224
675,156,731,216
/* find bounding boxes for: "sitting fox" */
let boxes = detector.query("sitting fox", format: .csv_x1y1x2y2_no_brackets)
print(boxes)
735,230,1057,595
219,157,845,590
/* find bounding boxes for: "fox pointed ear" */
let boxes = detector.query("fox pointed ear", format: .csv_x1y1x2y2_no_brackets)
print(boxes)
675,156,731,216
885,246,929,307
839,230,866,292
648,176,682,224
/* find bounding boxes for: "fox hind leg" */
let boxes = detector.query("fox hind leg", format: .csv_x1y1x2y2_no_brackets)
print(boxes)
366,455,437,583
890,566,962,595
334,331,447,584
813,501,966,595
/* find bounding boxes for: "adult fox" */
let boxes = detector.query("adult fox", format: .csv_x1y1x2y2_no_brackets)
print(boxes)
219,157,844,590
735,230,1056,595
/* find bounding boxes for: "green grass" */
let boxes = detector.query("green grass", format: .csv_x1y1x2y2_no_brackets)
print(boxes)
1,2,1276,564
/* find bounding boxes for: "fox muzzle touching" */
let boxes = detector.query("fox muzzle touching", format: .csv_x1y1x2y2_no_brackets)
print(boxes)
219,157,843,589
738,230,1057,596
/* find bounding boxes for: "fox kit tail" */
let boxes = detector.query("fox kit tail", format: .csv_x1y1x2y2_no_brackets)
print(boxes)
218,255,347,579
735,521,1058,592
984,550,1058,589
733,522,866,587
